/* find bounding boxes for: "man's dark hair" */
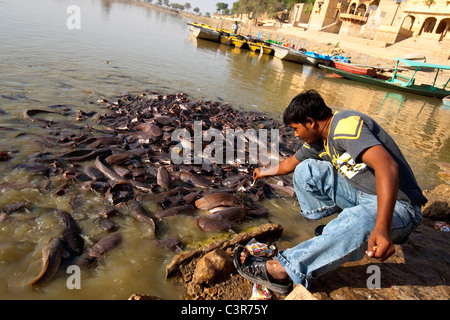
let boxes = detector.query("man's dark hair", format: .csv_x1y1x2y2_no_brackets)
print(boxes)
283,90,332,125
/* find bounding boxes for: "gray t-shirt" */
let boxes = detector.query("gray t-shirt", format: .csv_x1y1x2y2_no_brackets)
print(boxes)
295,110,427,206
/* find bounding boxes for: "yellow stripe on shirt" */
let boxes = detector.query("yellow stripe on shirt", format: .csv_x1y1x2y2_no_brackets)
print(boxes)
333,116,364,140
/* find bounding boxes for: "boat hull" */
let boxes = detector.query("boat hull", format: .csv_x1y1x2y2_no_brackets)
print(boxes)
190,26,220,42
304,52,331,66
443,95,450,106
219,35,232,46
248,42,273,55
262,46,274,55
274,47,308,64
230,37,248,49
320,65,450,98
330,61,377,77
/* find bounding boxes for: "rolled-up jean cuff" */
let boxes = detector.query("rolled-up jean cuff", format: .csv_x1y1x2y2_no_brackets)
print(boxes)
276,251,307,287
301,204,341,220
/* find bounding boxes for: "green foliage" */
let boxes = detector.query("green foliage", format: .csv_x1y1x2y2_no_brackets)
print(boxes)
216,2,229,13
171,3,185,10
235,0,283,17
282,0,298,10
232,1,240,14
232,0,314,18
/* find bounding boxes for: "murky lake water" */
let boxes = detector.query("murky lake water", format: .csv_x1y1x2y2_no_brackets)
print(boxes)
0,0,448,299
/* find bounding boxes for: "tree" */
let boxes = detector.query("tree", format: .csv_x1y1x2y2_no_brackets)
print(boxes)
193,7,200,15
302,0,316,14
236,0,284,19
282,0,297,10
231,1,239,14
163,0,170,7
216,2,229,14
170,3,185,10
184,2,191,12
234,0,309,19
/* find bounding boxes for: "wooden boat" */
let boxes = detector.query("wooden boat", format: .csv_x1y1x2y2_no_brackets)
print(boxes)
190,26,220,42
330,60,377,77
228,35,247,49
304,51,332,66
247,41,273,55
320,59,450,99
262,45,274,55
402,53,426,63
188,23,221,42
273,46,308,64
443,95,450,106
219,35,232,46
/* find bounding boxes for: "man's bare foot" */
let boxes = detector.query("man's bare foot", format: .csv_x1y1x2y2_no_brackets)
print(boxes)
266,259,289,281
240,251,289,282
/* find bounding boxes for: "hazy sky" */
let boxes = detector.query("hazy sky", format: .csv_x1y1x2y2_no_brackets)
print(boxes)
182,0,235,15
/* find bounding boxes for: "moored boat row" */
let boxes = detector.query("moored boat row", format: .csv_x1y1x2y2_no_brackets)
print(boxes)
188,22,351,67
270,41,352,67
188,22,275,55
187,22,449,99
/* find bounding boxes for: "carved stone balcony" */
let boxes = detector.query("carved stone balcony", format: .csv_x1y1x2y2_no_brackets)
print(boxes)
339,13,368,24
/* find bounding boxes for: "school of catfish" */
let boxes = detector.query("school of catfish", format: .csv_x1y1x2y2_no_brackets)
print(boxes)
1,92,301,286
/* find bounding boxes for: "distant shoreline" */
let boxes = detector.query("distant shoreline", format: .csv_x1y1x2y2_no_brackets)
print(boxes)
115,0,448,88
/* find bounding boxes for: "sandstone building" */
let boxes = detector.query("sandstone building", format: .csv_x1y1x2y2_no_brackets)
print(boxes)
289,0,449,58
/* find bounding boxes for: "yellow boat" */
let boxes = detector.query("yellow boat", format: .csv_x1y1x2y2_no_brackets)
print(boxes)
230,36,248,49
188,22,234,46
220,35,232,46
248,41,273,55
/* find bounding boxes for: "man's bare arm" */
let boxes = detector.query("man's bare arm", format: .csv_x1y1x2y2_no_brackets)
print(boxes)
360,144,398,262
253,154,300,180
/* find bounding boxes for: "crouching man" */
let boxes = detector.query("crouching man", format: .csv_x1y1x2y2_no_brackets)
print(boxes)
234,89,426,294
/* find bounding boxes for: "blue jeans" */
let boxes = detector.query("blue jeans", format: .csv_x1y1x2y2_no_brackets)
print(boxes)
276,159,422,288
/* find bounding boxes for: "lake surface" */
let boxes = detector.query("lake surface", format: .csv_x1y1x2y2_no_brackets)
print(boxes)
0,0,448,299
